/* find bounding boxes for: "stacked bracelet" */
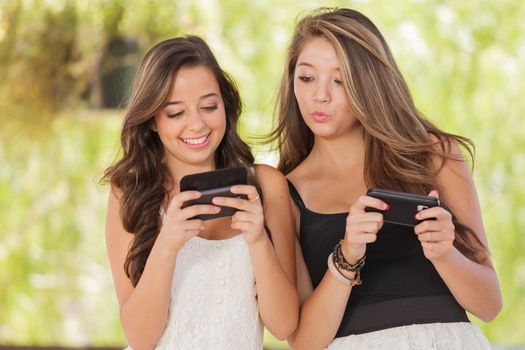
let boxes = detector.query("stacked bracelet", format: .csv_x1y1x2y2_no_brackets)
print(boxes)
327,253,362,286
333,239,366,273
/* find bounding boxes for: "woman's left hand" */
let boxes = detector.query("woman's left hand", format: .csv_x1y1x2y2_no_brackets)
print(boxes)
212,185,266,245
414,190,456,262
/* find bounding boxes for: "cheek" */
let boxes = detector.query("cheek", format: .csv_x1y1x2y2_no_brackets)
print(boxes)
293,81,304,102
207,110,227,132
293,83,310,111
156,119,183,140
335,92,352,114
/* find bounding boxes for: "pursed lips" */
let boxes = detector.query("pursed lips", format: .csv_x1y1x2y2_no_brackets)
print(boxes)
312,111,330,122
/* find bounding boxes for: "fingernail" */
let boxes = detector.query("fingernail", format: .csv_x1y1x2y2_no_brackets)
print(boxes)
414,214,419,220
384,203,390,210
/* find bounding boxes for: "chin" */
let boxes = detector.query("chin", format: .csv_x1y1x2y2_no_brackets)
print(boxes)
309,125,338,139
186,151,217,165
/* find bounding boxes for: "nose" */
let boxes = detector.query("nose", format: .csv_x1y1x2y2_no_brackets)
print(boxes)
186,108,206,132
313,81,331,104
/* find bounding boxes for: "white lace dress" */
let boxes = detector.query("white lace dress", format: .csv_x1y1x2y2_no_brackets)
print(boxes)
327,322,491,350
128,234,263,349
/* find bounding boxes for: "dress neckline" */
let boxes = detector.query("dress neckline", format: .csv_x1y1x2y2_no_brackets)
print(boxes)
192,234,244,245
160,208,243,244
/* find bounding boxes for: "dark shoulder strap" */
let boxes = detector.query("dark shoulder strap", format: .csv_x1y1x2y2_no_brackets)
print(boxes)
287,179,306,209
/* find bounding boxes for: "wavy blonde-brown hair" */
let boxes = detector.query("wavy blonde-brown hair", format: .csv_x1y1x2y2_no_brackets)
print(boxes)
267,8,486,262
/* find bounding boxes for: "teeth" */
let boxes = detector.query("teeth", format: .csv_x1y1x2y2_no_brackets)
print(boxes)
182,134,209,145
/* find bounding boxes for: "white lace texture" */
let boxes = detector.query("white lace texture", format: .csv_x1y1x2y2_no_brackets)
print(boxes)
327,322,491,350
154,235,263,350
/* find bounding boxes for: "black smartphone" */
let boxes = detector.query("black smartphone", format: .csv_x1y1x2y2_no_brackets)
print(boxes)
180,167,248,220
365,188,440,227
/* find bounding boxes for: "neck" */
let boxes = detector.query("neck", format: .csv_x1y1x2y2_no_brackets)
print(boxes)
165,156,216,188
309,125,366,174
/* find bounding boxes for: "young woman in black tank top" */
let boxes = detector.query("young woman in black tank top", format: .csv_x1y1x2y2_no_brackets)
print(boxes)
267,8,502,350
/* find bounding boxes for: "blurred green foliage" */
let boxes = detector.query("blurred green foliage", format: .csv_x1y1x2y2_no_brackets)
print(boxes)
0,0,524,347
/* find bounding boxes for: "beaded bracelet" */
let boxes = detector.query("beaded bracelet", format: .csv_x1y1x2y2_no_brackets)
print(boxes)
327,253,362,286
333,240,366,272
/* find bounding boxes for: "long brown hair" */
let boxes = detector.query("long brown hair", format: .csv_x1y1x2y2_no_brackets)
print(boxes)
267,8,486,262
102,35,257,286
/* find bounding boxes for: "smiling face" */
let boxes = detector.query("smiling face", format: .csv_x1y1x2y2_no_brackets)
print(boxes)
293,36,358,139
153,65,226,171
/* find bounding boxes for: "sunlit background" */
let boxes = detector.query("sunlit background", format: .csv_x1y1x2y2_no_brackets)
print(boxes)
0,0,524,348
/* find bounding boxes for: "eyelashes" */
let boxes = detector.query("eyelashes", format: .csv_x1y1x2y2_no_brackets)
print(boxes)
167,105,218,118
297,75,343,84
167,111,184,118
202,105,218,111
298,75,313,82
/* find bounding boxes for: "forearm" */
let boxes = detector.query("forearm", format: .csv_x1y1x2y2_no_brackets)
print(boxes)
291,270,352,350
249,235,299,340
432,247,502,321
120,241,177,349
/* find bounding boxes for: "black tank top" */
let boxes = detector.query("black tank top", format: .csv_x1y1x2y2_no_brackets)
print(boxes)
288,180,468,337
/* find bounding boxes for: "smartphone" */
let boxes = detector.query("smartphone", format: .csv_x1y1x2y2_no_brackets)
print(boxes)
179,167,248,220
365,188,440,227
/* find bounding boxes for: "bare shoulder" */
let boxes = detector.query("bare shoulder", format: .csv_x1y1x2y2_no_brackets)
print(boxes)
106,186,127,234
254,164,289,194
429,134,471,182
429,132,466,160
286,166,301,186
285,159,312,188
106,185,134,256
428,133,473,204
253,164,293,223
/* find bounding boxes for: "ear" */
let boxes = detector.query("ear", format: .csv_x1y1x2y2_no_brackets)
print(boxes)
149,118,157,132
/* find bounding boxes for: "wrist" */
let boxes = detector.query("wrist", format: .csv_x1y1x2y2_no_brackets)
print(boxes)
341,243,363,265
327,253,361,286
336,240,365,271
429,246,458,265
246,230,270,248
334,260,357,280
152,235,179,260
157,229,184,254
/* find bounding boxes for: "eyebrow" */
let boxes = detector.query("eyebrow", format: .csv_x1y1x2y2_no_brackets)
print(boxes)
297,62,313,68
165,92,218,106
296,61,340,71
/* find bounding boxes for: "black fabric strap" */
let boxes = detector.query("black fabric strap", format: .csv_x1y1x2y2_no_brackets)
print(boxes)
287,179,306,208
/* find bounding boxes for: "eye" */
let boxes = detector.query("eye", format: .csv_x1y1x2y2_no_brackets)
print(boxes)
298,75,313,82
334,79,343,85
202,105,218,112
167,111,184,118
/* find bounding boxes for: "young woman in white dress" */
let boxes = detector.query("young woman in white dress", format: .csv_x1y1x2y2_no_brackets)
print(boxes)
103,35,298,350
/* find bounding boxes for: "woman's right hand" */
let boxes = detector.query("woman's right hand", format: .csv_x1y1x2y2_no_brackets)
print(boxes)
342,195,388,264
157,191,221,252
